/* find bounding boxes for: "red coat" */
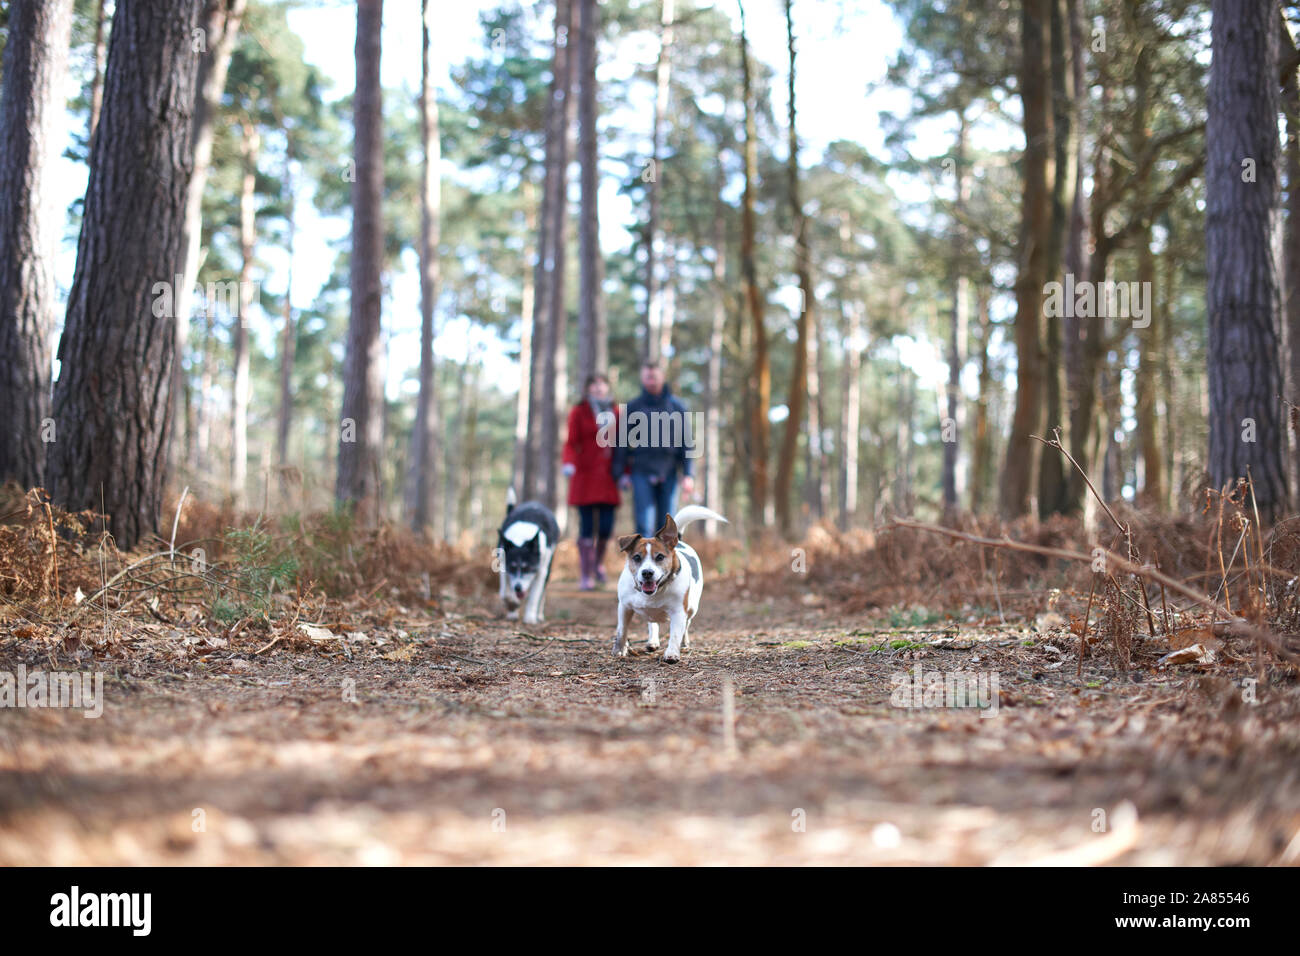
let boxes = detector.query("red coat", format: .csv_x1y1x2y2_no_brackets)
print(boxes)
563,400,621,506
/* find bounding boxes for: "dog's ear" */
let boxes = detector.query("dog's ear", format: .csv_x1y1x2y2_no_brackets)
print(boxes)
655,514,679,550
617,533,641,553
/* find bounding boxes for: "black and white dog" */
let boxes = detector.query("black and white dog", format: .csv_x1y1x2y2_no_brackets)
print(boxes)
497,489,560,625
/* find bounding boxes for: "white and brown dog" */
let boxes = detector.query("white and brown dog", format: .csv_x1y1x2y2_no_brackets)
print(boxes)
613,505,727,663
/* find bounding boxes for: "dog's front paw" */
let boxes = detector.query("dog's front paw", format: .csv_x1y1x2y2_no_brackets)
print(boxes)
613,636,628,658
661,651,680,664
645,638,660,651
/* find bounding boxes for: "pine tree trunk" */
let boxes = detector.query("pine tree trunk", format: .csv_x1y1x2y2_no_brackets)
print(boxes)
644,0,675,364
88,0,107,143
774,0,813,537
0,0,74,489
1284,50,1300,510
970,284,993,513
525,0,573,503
512,179,537,496
942,112,970,522
1062,0,1088,510
576,0,605,386
276,154,296,503
543,5,577,514
1037,0,1075,516
805,296,827,519
47,0,205,549
839,298,863,531
171,0,246,480
704,194,727,536
1206,0,1287,519
336,0,386,522
739,1,770,528
407,0,442,535
1001,0,1054,518
231,121,258,511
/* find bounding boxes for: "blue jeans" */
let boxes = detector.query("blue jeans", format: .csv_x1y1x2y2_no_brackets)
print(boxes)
631,471,678,538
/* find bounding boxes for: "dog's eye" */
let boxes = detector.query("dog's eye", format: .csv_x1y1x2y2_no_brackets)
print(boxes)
654,553,665,562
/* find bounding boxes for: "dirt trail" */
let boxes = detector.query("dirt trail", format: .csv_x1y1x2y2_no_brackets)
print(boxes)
1,576,1298,865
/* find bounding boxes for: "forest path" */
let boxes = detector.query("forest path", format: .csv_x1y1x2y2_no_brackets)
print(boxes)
1,576,1297,864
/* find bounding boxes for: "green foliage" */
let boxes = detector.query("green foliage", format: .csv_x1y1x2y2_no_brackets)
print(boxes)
210,519,300,620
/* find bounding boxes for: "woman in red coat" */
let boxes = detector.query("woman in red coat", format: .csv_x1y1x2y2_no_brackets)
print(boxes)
562,374,621,589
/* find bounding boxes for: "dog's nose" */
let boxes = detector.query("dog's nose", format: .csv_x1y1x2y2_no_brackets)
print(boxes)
640,569,654,580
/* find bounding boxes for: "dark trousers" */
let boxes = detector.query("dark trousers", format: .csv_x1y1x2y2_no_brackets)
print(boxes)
577,504,615,540
631,471,678,538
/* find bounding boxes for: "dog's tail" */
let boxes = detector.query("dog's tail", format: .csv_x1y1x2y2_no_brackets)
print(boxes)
505,486,517,518
672,505,728,536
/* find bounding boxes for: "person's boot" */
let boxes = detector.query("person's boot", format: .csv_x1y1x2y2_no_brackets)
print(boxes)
577,538,595,590
593,537,610,586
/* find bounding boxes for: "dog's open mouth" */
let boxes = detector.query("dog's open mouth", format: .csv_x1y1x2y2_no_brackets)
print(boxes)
638,581,658,594
514,586,525,599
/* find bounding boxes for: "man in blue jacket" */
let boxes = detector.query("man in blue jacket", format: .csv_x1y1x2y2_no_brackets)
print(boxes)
613,362,696,537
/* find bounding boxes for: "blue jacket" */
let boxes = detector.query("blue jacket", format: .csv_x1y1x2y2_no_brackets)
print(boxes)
612,385,694,482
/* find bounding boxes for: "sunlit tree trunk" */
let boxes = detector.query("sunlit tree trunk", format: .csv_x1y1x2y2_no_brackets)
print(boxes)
276,153,296,505
1001,0,1054,518
1206,0,1287,518
0,0,74,489
171,0,247,482
774,0,814,537
1038,0,1075,516
88,0,107,142
231,121,258,510
336,0,386,522
47,0,205,549
943,111,970,523
739,1,770,528
576,0,606,386
407,0,443,535
644,0,675,364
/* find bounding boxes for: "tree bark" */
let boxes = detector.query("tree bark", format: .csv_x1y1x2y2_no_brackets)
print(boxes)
407,0,443,535
1001,0,1054,518
1062,0,1089,506
704,193,727,535
1206,0,1287,519
0,0,74,489
47,0,205,549
1038,0,1076,516
738,0,770,528
970,283,993,513
88,0,107,144
774,0,814,537
170,0,247,480
1283,24,1300,510
336,0,386,522
839,297,863,531
644,0,675,364
276,152,296,503
231,120,258,511
524,0,573,503
576,0,606,386
943,111,970,522
542,16,577,515
512,179,537,496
